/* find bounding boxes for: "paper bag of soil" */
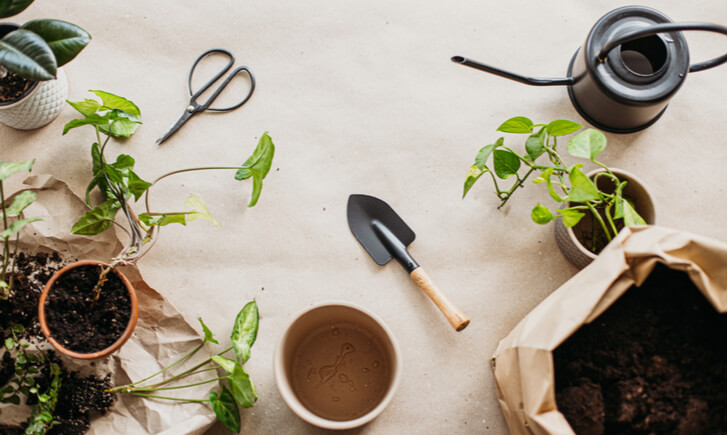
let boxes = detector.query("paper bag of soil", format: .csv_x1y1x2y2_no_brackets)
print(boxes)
492,225,726,435
1,175,217,434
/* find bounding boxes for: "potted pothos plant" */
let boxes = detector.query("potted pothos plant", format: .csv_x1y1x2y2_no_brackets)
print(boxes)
37,90,275,359
463,116,655,268
0,0,90,129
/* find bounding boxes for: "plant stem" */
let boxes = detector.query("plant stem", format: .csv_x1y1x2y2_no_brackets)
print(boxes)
128,392,208,403
586,202,612,243
124,346,233,392
1,180,9,285
605,202,619,238
109,343,204,392
130,376,227,393
498,167,535,209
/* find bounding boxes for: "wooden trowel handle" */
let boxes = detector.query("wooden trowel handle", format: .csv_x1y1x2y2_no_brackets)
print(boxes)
410,267,470,331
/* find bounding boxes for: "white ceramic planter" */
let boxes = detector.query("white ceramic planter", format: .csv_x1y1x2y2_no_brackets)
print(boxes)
0,68,68,130
554,168,656,269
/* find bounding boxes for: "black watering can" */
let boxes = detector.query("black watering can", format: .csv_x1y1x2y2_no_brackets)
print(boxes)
452,6,726,133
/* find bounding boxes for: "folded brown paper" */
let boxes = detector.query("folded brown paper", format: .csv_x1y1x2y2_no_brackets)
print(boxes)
491,225,727,435
0,175,217,434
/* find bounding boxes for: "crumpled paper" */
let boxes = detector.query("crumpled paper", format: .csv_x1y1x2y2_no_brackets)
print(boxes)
2,175,217,435
491,225,727,435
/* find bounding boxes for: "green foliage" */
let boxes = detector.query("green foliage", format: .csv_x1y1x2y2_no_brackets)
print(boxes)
108,301,260,434
65,91,275,266
463,116,647,249
235,132,276,207
210,387,241,433
0,1,90,82
1,159,42,299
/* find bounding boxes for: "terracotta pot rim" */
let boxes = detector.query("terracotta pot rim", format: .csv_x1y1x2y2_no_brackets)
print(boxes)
38,259,139,360
564,167,656,261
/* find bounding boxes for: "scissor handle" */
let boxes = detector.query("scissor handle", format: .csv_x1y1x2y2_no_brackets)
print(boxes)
203,66,256,112
188,48,235,99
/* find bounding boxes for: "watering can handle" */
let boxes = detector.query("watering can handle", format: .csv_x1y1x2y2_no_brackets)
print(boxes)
597,22,727,72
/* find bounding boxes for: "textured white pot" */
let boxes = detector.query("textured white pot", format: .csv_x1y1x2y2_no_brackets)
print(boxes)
554,168,656,269
0,68,68,130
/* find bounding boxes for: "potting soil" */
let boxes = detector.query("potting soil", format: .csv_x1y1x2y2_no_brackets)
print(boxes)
553,264,727,434
45,265,131,353
0,253,115,434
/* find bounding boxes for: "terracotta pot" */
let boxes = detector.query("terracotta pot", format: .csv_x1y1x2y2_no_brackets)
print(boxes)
39,260,139,360
0,23,69,130
554,168,656,268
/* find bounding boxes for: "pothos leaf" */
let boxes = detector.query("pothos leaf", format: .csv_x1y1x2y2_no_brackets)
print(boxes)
567,165,600,202
621,199,646,226
198,318,218,344
525,128,546,161
531,203,554,225
231,301,258,365
545,119,583,137
557,208,586,227
463,164,485,198
210,387,240,434
496,116,533,134
567,128,606,160
492,149,520,179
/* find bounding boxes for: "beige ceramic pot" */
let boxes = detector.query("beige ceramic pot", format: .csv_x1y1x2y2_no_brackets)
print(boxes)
274,301,402,430
39,260,139,360
554,168,656,269
0,68,68,130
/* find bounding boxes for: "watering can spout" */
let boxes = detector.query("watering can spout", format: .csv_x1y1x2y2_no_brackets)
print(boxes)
451,56,574,86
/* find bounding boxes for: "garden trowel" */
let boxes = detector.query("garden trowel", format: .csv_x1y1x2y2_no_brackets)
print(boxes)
347,194,470,331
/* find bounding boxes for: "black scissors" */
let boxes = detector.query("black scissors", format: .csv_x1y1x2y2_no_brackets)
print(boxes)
156,48,255,144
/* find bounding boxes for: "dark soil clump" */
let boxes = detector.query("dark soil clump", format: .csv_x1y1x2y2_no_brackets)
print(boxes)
1,253,116,434
45,265,131,353
0,71,35,104
554,264,727,434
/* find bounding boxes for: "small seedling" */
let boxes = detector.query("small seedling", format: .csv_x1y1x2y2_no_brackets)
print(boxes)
63,91,275,287
0,159,43,299
106,300,260,433
463,116,645,251
1,324,62,434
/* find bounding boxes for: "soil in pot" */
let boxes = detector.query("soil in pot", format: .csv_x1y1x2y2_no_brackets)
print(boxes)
553,264,726,434
0,71,34,104
44,265,131,354
1,253,115,434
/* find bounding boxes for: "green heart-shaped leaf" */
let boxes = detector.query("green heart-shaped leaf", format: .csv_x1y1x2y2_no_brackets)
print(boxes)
493,149,521,179
496,116,533,134
567,128,606,160
531,203,554,225
545,119,583,137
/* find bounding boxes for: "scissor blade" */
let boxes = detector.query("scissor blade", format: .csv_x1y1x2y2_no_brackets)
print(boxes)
156,109,194,145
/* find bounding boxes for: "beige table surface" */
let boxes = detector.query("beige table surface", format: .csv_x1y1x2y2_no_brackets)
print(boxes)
2,1,726,433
